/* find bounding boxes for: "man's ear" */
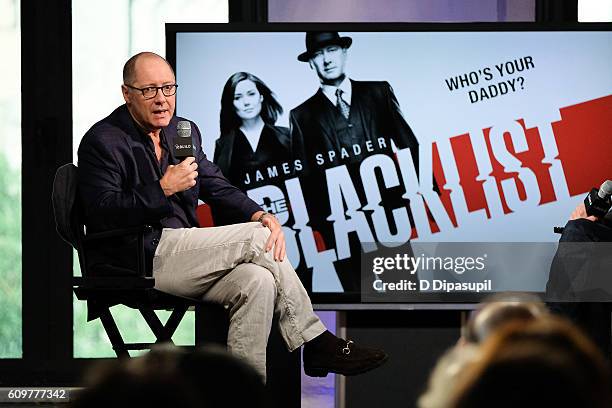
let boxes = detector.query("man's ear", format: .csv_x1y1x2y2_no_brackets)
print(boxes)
121,84,130,104
308,60,314,70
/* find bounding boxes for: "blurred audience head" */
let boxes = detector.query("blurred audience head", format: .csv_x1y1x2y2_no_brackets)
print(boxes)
464,292,548,344
420,293,550,408
452,316,612,408
418,343,480,408
70,344,265,408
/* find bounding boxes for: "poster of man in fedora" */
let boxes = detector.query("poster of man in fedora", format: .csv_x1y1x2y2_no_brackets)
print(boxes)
289,31,423,292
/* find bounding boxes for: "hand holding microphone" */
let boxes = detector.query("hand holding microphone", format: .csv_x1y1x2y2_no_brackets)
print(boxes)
583,180,612,218
555,180,611,234
570,180,612,221
160,157,198,197
160,120,198,196
570,203,598,222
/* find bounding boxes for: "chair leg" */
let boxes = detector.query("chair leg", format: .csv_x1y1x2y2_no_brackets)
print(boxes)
163,304,189,338
139,307,170,342
139,306,190,344
98,308,130,358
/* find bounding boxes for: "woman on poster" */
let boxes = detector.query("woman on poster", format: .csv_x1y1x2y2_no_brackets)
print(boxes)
214,71,293,193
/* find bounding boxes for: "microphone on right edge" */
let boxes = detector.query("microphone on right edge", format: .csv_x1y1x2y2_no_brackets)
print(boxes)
584,180,612,218
554,180,612,234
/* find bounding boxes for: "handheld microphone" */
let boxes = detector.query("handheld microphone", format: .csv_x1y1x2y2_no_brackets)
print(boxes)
174,120,196,159
584,180,612,218
554,180,611,234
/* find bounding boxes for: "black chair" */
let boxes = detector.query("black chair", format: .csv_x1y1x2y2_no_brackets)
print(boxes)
52,163,228,357
53,163,301,406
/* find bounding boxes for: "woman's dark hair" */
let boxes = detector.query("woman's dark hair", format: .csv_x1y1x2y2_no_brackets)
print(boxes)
219,72,283,135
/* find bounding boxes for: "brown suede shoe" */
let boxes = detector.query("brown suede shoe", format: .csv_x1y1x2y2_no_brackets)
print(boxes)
303,335,388,377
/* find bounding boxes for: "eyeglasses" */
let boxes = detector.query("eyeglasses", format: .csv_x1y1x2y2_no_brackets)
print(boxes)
125,84,178,99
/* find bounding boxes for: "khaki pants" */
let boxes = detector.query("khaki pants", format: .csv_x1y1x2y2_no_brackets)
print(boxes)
152,222,326,380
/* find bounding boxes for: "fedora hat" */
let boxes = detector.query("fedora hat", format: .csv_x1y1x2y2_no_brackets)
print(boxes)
297,32,352,62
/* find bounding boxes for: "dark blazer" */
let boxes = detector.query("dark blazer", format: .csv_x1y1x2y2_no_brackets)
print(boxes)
77,104,261,271
213,124,292,179
289,80,420,171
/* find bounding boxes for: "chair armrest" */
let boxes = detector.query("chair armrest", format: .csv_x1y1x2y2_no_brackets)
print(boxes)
73,276,155,289
82,225,153,277
83,225,152,242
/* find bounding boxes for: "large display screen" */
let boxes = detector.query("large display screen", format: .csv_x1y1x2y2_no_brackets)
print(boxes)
168,24,612,303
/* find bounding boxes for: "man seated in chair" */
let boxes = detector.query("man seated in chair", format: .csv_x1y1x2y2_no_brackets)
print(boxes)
77,51,387,381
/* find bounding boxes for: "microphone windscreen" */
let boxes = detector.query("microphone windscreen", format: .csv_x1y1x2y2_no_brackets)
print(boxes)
174,121,195,158
598,180,612,199
177,120,191,138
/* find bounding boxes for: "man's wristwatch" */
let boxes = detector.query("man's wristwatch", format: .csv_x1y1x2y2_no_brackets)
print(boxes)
257,211,270,224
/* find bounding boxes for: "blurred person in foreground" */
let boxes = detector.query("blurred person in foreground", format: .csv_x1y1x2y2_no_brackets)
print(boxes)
462,292,549,344
451,317,612,408
70,345,264,408
418,292,549,408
